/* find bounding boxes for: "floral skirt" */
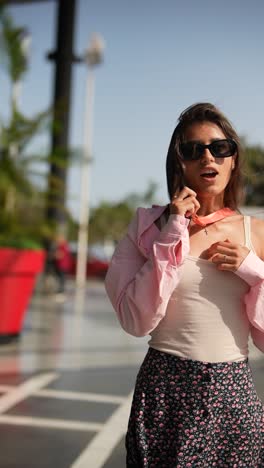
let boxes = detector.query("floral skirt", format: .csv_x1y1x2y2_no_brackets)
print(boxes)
126,348,264,467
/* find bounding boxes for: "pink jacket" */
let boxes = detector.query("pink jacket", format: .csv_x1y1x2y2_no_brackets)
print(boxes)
105,205,264,353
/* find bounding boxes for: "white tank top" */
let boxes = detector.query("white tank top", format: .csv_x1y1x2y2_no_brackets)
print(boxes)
149,216,254,363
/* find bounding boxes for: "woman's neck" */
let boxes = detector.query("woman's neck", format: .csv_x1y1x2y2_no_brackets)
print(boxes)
196,195,225,216
197,206,225,216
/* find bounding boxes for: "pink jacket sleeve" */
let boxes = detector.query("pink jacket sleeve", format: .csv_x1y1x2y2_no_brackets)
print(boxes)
235,250,264,352
105,209,190,337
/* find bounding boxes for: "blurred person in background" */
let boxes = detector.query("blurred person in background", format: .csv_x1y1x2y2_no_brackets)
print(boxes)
53,233,72,297
105,103,264,467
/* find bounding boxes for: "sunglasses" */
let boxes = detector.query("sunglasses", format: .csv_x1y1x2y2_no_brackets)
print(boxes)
179,139,237,161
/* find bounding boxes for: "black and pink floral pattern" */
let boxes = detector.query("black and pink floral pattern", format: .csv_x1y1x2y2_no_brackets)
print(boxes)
126,348,264,467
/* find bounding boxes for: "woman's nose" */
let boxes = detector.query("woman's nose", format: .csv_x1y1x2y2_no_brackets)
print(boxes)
200,148,214,163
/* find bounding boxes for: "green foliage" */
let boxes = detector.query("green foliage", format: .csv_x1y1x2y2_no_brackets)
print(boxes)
243,143,264,206
0,109,50,195
0,238,42,249
89,201,134,244
88,181,159,243
0,7,56,248
2,108,50,151
0,7,28,83
122,181,159,209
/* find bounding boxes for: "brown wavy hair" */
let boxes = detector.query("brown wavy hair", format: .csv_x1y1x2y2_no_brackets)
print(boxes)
166,102,244,209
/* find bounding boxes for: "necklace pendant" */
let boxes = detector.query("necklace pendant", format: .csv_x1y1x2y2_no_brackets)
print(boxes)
204,227,208,235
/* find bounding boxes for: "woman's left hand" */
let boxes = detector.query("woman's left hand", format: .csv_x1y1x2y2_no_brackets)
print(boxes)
208,240,250,272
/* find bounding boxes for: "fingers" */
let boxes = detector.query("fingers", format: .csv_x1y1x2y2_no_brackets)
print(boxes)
210,242,250,272
208,241,238,260
185,197,200,217
193,197,200,213
211,249,240,273
170,186,200,217
175,187,197,201
212,252,236,267
171,195,199,217
210,240,236,250
210,245,235,258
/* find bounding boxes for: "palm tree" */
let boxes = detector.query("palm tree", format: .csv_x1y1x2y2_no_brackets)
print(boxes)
0,6,51,243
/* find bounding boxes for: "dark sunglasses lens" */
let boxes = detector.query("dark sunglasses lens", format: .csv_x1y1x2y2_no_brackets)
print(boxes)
211,139,237,157
180,143,202,160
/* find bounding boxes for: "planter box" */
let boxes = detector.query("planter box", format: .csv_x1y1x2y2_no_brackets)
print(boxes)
0,248,45,339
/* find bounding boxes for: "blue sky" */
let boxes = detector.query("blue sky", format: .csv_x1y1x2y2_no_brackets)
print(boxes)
2,0,264,219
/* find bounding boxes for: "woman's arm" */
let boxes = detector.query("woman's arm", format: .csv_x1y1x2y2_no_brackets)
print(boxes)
105,209,190,337
235,251,264,352
251,326,264,353
208,218,264,353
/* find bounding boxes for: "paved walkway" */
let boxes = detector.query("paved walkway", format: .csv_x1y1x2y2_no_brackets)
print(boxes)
0,279,263,467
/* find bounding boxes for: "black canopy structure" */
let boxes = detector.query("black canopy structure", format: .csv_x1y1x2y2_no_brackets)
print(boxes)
3,0,79,226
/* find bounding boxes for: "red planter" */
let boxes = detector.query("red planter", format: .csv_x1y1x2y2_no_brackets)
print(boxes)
0,248,45,338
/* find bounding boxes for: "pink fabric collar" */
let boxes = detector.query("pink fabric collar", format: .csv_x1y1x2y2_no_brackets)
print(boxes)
192,208,236,228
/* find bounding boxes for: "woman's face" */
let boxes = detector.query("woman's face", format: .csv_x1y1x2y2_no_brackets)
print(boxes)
181,121,236,198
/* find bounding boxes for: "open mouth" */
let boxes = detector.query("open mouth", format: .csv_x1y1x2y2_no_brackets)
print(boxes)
200,171,218,179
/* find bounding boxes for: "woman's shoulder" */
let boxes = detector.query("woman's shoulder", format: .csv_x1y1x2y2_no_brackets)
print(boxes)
138,204,167,215
249,215,264,234
132,204,167,224
128,204,167,239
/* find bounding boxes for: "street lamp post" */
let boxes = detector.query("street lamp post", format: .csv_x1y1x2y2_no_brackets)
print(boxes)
75,34,104,314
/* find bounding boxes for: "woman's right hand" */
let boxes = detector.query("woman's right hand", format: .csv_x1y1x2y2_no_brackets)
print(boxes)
170,187,200,218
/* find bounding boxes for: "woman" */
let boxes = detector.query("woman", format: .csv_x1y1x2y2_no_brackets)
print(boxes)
105,103,264,467
53,234,72,294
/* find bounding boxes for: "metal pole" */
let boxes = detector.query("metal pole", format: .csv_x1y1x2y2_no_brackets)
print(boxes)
74,34,104,315
74,69,94,312
46,0,77,229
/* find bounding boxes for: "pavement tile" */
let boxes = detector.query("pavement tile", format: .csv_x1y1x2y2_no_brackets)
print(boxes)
102,436,126,468
0,372,36,386
0,280,262,468
0,424,95,468
6,395,118,423
46,367,139,396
